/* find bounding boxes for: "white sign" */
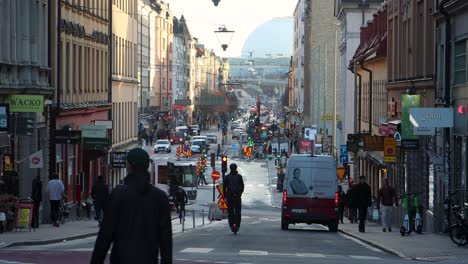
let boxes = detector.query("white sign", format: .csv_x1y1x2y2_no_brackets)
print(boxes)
29,150,43,168
413,127,435,136
81,125,107,138
94,120,113,129
409,108,454,128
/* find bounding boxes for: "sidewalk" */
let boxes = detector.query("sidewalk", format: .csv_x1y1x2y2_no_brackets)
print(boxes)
0,210,209,249
339,219,468,261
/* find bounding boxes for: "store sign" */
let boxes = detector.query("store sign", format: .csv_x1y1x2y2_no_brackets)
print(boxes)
409,108,453,128
81,125,107,138
172,104,185,111
363,135,385,151
94,120,113,129
0,104,9,131
9,95,44,113
83,138,110,151
55,130,81,144
111,152,127,168
383,137,396,163
413,127,435,136
3,154,13,173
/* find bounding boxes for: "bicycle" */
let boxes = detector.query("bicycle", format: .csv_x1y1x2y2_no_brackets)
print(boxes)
57,198,70,225
444,190,468,246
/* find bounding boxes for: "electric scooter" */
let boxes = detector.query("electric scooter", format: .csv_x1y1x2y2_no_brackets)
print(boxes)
413,192,424,234
400,193,411,236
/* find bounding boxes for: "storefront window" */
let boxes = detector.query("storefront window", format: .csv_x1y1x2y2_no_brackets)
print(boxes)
68,144,75,185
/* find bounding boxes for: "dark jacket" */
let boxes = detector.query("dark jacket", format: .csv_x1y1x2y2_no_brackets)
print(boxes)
345,187,357,208
31,177,42,202
223,171,244,198
91,179,109,207
91,171,172,264
354,182,372,208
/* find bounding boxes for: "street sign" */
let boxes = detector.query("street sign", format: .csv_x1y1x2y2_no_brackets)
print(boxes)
339,155,348,163
336,167,346,181
111,152,127,168
211,170,221,181
217,197,228,210
231,144,238,151
340,145,347,156
383,137,396,163
394,132,402,147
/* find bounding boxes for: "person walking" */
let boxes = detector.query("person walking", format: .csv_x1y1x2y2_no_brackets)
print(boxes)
31,175,42,228
91,148,172,264
91,175,109,227
46,173,64,227
377,179,398,232
175,186,188,223
216,144,221,160
337,185,346,224
346,185,358,223
354,176,372,232
223,163,244,234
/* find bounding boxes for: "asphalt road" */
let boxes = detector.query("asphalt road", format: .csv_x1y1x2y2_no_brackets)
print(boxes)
0,128,450,264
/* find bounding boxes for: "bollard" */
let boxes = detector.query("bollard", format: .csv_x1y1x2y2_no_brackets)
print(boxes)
202,209,205,226
182,211,185,232
192,210,196,228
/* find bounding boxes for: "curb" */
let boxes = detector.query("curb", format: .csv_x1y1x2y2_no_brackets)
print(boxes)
338,229,408,259
3,232,97,249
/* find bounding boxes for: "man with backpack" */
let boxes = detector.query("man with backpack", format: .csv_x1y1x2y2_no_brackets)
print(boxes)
223,163,244,233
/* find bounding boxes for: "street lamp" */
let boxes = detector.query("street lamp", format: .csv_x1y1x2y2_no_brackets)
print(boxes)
214,25,235,51
212,0,221,6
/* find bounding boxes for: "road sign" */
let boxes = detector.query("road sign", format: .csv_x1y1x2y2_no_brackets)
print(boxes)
394,132,402,147
336,167,346,181
339,155,349,163
217,197,228,210
216,184,224,197
231,144,238,151
211,170,221,181
383,137,396,163
340,144,347,156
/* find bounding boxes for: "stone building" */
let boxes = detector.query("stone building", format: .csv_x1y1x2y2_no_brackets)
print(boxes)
111,0,139,184
0,1,53,200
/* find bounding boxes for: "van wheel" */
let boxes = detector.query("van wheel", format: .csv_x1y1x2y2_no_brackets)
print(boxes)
328,223,338,232
281,218,289,230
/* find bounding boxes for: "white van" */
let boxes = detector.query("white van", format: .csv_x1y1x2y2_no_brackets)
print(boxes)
281,154,339,231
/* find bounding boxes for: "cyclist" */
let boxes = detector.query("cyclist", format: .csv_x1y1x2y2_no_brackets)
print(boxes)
224,163,244,234
175,185,188,223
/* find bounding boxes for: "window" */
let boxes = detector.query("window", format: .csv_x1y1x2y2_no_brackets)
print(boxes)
455,40,467,85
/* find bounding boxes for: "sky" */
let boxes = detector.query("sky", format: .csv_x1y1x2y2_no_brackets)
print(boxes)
165,0,297,58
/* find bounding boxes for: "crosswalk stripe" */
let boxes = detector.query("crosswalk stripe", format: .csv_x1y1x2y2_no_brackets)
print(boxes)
180,248,214,253
239,250,268,256
350,255,382,260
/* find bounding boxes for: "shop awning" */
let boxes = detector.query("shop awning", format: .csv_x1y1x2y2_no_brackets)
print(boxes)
366,151,384,167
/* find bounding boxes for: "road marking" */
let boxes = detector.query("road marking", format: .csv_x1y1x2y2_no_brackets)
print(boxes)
239,250,268,256
350,255,382,260
250,221,261,224
180,248,214,253
68,247,94,252
297,253,326,258
339,232,383,253
257,184,265,187
0,261,36,264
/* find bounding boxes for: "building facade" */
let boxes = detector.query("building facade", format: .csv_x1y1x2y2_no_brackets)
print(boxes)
51,0,111,203
0,1,53,200
292,0,306,114
112,0,139,184
154,1,173,112
434,0,468,233
335,0,383,146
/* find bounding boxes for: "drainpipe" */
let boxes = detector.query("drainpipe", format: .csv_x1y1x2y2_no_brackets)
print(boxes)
357,72,362,133
439,0,452,224
360,61,373,135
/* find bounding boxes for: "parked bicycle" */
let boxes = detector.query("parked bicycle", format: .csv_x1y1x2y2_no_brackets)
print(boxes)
57,198,70,224
444,190,468,246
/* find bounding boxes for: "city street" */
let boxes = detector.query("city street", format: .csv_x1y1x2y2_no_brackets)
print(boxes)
1,130,459,264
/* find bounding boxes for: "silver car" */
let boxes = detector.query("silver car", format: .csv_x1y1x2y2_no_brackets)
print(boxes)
154,139,171,153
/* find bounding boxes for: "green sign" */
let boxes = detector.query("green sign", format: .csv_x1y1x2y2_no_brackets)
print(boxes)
175,99,192,106
83,138,110,151
401,94,420,139
9,95,44,113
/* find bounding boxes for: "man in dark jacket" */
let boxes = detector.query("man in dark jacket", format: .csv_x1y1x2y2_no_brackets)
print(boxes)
354,176,372,232
223,163,244,233
31,175,42,228
91,175,109,226
91,148,172,264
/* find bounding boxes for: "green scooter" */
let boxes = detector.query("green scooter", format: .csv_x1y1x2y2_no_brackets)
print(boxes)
400,192,423,236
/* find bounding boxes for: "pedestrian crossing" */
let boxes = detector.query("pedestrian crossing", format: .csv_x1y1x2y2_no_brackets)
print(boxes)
177,247,383,260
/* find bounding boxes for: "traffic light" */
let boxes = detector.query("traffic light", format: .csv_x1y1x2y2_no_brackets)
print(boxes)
16,117,34,136
221,155,228,173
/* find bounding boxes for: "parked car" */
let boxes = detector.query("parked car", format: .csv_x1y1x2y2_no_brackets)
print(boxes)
281,154,339,232
206,134,218,144
232,128,243,140
154,139,171,153
190,125,200,135
170,131,185,144
231,121,240,130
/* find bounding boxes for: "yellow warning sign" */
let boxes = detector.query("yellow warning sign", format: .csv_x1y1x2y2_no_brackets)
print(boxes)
216,184,224,197
336,167,346,181
217,197,228,210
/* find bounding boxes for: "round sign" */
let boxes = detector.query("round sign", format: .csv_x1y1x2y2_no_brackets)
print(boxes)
211,170,221,181
32,157,41,165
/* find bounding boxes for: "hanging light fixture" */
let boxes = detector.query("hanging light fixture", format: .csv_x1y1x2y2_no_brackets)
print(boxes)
214,25,235,51
212,0,220,6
